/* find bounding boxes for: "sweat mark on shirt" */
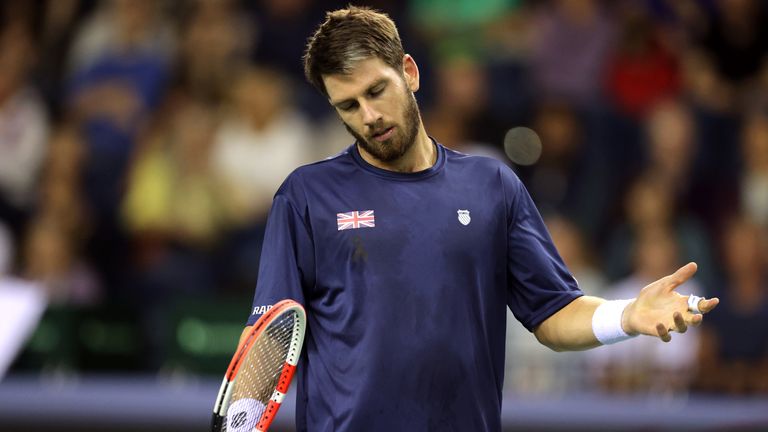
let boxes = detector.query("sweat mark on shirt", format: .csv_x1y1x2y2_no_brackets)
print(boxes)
352,235,368,263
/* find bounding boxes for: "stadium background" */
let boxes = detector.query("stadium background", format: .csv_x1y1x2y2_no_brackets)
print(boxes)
0,0,767,430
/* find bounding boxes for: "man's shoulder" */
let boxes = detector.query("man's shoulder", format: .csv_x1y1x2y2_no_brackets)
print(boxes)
442,145,519,181
444,146,509,170
276,147,355,198
288,147,354,180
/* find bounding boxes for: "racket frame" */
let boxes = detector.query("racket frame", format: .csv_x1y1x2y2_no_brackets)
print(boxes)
211,299,306,432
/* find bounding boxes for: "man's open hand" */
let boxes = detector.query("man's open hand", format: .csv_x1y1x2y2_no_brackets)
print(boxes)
621,262,720,342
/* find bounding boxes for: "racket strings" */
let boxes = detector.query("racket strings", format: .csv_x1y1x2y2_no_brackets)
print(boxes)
231,311,297,405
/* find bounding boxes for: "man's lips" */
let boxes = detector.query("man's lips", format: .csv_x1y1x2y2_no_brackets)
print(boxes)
371,126,395,142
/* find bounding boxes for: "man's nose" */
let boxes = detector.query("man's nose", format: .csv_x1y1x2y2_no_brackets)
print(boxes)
360,102,381,127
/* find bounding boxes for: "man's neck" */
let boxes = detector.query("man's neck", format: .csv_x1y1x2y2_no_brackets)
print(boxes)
357,127,435,173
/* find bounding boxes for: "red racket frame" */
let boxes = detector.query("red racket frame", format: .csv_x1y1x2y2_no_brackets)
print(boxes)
211,299,306,432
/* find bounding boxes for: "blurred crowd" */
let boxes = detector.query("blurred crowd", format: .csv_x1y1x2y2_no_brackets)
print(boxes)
0,0,767,396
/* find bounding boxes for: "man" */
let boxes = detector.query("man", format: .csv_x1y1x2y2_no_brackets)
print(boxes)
242,6,718,431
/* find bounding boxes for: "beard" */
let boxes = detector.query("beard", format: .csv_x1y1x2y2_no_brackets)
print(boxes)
344,90,421,163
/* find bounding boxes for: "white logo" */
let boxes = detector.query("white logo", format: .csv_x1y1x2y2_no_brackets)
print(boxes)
252,304,273,315
457,209,471,226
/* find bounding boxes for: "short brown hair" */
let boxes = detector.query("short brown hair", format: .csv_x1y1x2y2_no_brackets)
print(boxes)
303,6,404,97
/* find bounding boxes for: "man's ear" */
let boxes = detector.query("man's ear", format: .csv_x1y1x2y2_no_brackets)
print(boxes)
402,54,420,92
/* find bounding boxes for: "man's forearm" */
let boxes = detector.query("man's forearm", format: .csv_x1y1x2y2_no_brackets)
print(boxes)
533,263,718,350
533,296,606,351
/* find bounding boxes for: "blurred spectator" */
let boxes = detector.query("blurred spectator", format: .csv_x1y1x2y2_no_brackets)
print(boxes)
603,174,715,291
122,98,225,299
482,1,533,59
65,0,174,292
67,0,174,75
515,101,608,241
739,111,768,228
529,0,616,106
545,214,607,297
34,0,93,119
213,66,312,224
66,0,174,211
407,0,522,124
589,227,701,395
746,57,768,113
644,100,696,195
425,115,505,160
679,47,734,113
212,66,313,292
410,0,516,38
643,0,711,46
311,114,358,160
604,2,681,118
695,216,768,394
120,91,230,369
250,0,318,79
643,98,737,232
116,0,256,298
679,0,768,111
422,54,505,159
22,215,100,305
697,0,768,97
408,0,516,67
0,23,50,243
176,0,252,106
38,122,88,237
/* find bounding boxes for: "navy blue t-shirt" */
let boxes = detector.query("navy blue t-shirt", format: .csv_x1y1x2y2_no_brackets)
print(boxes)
247,141,582,431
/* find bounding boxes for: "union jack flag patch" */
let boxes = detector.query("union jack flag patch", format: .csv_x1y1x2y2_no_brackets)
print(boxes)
337,210,375,231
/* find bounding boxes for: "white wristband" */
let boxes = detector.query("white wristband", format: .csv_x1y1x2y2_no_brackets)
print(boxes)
592,299,636,345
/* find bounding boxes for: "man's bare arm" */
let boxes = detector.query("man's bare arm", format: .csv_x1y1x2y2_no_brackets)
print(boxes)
533,296,604,351
534,263,719,351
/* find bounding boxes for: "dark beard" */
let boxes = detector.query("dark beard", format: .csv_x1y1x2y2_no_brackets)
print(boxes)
344,91,421,163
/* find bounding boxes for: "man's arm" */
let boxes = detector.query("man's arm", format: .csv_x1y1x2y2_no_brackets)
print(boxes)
533,262,720,351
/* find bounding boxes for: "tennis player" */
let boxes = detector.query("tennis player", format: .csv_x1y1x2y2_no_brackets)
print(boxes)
243,6,719,431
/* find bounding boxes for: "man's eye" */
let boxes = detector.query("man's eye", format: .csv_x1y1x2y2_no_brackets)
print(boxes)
370,87,384,97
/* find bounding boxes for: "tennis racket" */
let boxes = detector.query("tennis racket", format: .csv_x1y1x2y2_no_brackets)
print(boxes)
211,299,306,432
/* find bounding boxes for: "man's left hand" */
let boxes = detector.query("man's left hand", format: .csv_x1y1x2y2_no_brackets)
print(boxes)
621,262,720,342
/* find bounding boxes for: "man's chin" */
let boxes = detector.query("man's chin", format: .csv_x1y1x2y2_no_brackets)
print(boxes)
361,140,406,163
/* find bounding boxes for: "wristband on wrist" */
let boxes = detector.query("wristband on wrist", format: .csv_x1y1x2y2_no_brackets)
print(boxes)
592,299,636,345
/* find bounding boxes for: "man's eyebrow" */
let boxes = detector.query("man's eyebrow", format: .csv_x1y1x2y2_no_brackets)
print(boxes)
330,78,388,107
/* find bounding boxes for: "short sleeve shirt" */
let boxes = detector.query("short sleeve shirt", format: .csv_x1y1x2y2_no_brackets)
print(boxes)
247,142,582,431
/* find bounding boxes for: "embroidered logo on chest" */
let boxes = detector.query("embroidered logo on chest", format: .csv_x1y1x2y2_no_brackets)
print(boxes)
457,209,471,226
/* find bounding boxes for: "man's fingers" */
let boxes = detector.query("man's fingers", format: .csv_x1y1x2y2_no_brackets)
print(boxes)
673,312,688,334
664,262,698,291
689,313,704,326
656,322,672,342
698,297,720,313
